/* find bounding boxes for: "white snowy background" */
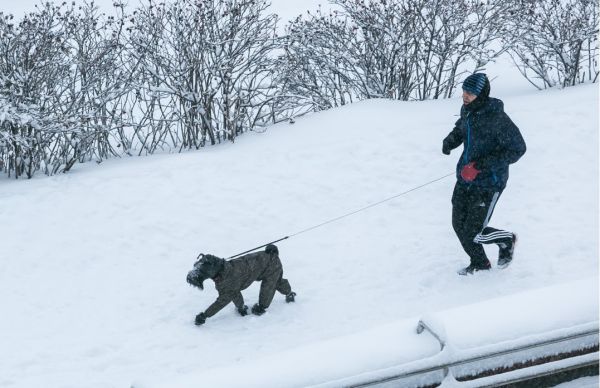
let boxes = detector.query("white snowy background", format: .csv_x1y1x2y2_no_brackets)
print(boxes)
0,0,334,23
0,1,598,388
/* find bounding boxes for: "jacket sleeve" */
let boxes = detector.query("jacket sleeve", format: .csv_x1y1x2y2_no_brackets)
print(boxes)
477,112,526,170
443,118,464,152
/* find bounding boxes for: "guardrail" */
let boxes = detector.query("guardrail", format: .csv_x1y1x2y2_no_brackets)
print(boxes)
311,321,599,388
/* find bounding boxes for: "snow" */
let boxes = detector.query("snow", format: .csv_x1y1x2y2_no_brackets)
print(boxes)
0,3,598,386
0,0,334,24
0,78,597,387
294,279,597,388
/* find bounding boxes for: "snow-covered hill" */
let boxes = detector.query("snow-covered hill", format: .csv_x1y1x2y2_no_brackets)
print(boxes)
0,84,597,388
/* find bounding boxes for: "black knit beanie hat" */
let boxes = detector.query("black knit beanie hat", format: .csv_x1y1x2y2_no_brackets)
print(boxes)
462,73,490,98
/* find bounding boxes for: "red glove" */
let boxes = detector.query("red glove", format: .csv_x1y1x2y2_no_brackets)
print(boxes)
460,162,481,182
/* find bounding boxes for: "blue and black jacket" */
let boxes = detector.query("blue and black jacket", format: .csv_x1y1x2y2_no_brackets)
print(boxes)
443,97,526,190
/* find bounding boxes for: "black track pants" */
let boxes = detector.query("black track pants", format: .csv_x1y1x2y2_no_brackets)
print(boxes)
451,182,513,266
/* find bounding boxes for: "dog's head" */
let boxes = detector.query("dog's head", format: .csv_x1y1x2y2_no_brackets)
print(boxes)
186,254,225,290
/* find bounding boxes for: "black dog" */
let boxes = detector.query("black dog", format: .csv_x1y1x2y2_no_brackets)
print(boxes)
186,244,296,325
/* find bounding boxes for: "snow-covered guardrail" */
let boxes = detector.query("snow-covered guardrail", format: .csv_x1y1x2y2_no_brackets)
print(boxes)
319,321,598,387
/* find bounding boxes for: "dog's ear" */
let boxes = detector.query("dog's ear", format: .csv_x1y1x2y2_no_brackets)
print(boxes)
203,254,216,261
193,253,205,268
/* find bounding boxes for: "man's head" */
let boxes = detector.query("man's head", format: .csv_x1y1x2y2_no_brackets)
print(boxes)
462,73,490,105
186,254,225,290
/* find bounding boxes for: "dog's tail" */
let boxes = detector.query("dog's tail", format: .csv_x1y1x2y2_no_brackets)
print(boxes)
265,244,279,256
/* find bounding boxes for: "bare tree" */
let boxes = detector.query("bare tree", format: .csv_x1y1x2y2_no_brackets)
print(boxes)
1,0,285,178
126,0,281,153
0,2,134,178
279,9,357,111
0,3,75,178
332,0,420,100
505,0,599,89
408,0,511,99
280,0,510,107
58,1,132,170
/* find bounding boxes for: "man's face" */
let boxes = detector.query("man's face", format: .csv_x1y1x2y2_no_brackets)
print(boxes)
462,90,477,105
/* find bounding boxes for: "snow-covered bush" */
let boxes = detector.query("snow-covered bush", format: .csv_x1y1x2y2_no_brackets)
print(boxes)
504,0,599,89
406,0,510,99
0,2,131,178
279,0,509,109
278,9,357,111
126,0,282,152
0,0,285,177
0,4,74,178
59,2,132,165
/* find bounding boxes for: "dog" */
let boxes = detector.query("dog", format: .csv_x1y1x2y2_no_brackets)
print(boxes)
186,244,296,325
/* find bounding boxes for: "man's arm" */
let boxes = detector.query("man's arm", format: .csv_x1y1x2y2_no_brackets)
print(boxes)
442,118,464,154
477,113,526,169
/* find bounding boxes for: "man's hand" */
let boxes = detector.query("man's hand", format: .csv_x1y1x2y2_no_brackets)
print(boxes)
460,162,481,182
442,140,451,155
195,312,207,326
237,305,249,316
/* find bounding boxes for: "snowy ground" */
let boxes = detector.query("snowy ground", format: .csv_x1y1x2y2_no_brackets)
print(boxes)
144,278,597,388
0,78,597,387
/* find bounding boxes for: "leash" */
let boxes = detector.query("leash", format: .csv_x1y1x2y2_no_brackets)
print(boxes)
228,236,290,259
226,172,454,259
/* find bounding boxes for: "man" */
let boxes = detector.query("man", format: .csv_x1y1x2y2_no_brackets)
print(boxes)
186,244,296,325
442,73,526,275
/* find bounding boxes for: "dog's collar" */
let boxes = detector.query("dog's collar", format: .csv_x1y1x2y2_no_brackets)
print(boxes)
211,261,228,283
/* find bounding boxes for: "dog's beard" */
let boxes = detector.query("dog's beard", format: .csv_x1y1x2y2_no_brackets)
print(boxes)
186,269,205,290
187,254,224,290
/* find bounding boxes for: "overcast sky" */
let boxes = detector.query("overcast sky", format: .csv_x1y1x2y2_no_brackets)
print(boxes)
0,0,333,24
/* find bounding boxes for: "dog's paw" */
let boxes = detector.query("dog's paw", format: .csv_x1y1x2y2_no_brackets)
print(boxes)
238,305,249,316
195,312,206,325
285,292,296,303
251,303,266,316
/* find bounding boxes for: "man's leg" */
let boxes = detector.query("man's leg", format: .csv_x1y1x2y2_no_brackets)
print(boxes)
452,183,489,267
471,187,516,268
452,183,475,257
474,226,513,246
452,183,491,268
474,226,516,268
